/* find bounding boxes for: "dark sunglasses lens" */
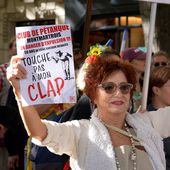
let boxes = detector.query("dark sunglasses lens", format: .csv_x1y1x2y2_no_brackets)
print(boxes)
119,84,132,94
154,62,168,67
102,83,116,93
162,62,167,66
100,82,132,94
154,63,160,67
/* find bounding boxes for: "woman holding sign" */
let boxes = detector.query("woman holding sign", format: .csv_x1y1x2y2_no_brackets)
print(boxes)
7,51,170,170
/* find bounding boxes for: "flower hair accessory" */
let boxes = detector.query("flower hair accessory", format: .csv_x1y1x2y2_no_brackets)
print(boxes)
85,44,103,65
85,39,113,67
77,39,113,91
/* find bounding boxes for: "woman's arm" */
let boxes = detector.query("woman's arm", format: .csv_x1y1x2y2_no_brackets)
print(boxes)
7,55,47,141
138,107,170,138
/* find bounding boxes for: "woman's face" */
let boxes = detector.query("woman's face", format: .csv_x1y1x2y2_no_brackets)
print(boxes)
153,55,169,66
94,71,131,121
9,41,17,57
155,79,170,107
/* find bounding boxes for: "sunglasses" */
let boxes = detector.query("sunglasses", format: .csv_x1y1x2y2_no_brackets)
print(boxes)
154,62,169,67
98,82,133,94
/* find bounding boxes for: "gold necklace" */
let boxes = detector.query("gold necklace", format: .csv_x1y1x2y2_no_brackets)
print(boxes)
124,123,137,170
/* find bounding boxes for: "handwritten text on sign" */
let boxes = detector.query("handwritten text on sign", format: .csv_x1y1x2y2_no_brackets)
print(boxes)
16,24,77,106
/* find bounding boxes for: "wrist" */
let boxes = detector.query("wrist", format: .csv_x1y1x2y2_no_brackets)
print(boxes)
13,88,22,104
15,97,22,103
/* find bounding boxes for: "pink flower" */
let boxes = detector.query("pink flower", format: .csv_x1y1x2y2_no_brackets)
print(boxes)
85,55,97,64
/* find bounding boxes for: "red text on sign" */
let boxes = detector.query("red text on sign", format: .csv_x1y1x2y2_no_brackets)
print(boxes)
28,77,64,101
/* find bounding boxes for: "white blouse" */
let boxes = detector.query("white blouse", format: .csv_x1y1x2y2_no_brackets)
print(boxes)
32,106,170,170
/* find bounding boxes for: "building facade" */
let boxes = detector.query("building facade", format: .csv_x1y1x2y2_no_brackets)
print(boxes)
0,0,65,63
0,0,146,63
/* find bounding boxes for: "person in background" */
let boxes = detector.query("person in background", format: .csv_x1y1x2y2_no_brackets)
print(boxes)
7,51,170,170
147,66,170,110
72,43,84,73
8,38,17,58
147,66,170,169
0,37,27,170
122,47,146,112
0,37,17,106
152,50,170,68
0,105,23,170
72,44,85,98
0,113,8,170
0,62,10,105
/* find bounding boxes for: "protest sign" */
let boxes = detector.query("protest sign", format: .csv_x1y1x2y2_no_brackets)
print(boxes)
16,24,77,106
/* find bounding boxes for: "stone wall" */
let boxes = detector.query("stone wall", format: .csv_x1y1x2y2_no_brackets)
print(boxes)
0,0,65,63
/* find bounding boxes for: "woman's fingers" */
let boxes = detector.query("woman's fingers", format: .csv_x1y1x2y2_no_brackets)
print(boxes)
10,55,23,65
12,63,27,79
7,55,27,95
7,55,27,80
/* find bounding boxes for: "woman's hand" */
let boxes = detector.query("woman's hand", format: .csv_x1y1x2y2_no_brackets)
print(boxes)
6,55,27,97
6,56,48,140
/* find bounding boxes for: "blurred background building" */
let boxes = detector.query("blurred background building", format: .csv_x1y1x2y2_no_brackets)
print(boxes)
0,0,170,63
0,0,145,63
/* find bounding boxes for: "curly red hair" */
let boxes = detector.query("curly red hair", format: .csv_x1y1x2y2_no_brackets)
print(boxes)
84,55,137,102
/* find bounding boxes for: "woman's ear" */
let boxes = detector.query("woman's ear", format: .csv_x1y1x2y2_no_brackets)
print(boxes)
152,86,160,95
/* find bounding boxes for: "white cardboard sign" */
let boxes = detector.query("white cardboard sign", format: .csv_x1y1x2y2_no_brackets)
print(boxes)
16,24,77,106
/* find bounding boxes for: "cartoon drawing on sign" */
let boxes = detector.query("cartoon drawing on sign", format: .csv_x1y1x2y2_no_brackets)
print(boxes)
52,50,73,80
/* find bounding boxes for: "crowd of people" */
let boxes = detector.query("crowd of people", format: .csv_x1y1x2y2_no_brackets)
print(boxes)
1,35,170,170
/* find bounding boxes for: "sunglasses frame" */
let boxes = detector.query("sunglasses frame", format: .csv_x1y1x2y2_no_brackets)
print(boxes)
154,62,169,67
98,82,133,94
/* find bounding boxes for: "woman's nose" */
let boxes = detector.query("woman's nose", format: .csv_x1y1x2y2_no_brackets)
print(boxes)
114,88,122,96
